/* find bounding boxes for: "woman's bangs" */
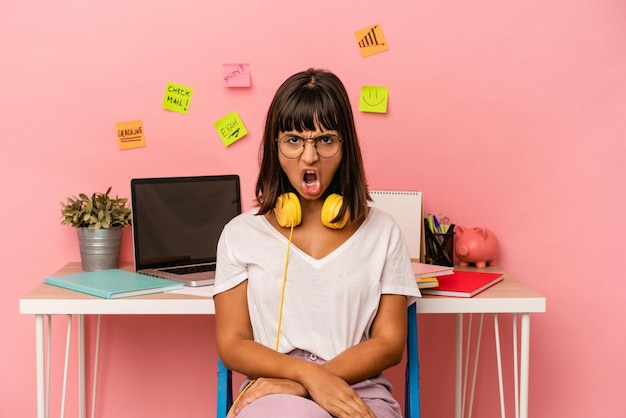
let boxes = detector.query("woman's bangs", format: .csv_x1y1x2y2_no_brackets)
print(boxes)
278,91,339,133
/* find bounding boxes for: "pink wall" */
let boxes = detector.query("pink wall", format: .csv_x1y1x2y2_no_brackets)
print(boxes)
2,0,625,417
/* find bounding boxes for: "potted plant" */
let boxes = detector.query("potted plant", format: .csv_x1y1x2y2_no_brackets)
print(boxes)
60,187,132,271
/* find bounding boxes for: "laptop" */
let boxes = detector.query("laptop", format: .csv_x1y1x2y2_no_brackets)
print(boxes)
130,175,241,287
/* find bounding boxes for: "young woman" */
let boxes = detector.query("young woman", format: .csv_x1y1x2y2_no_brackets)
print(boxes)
214,68,420,418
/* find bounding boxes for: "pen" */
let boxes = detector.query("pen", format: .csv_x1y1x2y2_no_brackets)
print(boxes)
433,215,443,233
439,214,451,233
430,214,445,246
423,218,438,260
427,214,435,234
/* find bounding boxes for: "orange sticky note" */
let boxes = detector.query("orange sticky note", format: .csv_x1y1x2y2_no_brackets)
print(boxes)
354,23,389,58
116,120,146,150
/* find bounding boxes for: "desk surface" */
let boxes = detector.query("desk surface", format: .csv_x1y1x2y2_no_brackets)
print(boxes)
20,263,545,316
418,266,546,314
20,262,213,315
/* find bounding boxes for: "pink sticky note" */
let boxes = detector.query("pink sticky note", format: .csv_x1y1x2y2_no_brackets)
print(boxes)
222,64,251,87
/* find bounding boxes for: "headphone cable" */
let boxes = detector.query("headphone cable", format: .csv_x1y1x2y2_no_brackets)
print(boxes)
275,220,294,351
228,220,294,415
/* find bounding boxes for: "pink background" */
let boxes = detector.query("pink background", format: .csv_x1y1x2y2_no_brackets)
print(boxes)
2,0,625,417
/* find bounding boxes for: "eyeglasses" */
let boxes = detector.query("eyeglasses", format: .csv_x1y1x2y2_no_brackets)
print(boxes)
276,135,343,159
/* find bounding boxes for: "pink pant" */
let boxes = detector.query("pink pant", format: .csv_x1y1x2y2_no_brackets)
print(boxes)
231,349,402,418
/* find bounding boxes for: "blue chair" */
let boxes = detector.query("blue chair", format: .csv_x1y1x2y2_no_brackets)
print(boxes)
216,302,420,418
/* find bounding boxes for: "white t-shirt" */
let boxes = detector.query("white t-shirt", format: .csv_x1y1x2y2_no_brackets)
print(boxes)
214,206,421,361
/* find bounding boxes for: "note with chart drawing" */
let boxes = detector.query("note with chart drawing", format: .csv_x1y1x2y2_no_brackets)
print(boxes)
354,23,389,58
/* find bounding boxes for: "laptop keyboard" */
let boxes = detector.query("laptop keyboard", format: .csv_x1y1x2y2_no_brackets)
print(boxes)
162,264,216,275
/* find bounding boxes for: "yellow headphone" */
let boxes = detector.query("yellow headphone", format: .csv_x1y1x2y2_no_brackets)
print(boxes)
274,192,349,229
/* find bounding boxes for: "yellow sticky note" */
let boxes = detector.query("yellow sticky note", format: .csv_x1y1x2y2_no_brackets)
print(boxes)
116,120,146,150
354,23,389,58
214,111,248,146
162,82,194,114
359,86,389,113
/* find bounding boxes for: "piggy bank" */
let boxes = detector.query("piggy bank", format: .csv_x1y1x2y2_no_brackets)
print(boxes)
453,226,500,268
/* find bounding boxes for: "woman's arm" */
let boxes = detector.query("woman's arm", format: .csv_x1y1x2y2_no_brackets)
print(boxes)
322,294,408,384
215,280,310,380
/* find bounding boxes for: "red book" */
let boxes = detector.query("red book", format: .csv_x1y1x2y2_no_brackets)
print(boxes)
420,270,504,298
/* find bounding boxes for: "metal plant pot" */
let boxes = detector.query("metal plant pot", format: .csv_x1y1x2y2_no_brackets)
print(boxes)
76,227,123,271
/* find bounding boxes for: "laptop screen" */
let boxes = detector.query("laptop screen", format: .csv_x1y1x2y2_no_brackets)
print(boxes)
131,175,241,270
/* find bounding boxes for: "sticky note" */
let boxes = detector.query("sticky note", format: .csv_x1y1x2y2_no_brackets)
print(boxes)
214,111,248,146
354,24,389,58
359,86,389,113
162,82,194,114
116,120,146,150
223,64,251,87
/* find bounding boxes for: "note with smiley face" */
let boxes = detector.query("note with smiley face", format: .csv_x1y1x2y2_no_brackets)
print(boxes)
359,86,389,113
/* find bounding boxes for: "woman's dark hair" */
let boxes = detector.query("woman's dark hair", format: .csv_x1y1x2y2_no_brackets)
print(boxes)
255,68,370,223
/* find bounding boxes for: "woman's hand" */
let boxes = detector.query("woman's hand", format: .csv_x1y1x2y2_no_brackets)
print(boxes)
231,378,307,416
231,369,375,418
302,366,376,418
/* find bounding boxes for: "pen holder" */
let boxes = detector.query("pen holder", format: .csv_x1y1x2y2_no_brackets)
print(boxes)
424,229,455,267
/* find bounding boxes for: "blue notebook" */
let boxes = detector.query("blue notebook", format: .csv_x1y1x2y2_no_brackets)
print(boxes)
45,269,184,299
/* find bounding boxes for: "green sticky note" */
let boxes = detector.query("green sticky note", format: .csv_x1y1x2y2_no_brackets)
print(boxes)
359,86,388,113
162,82,194,114
214,111,248,146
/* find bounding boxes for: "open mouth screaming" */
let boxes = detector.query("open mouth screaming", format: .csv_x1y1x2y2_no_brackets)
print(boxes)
302,170,321,196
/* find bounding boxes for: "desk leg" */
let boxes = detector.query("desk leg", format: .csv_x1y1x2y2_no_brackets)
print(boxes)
455,313,533,418
78,314,86,418
35,315,45,418
519,314,530,418
455,314,462,418
495,313,531,418
34,314,88,418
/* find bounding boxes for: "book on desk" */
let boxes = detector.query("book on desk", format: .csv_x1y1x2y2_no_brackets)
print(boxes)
416,277,440,289
412,262,454,289
412,262,454,279
44,269,184,299
419,270,504,297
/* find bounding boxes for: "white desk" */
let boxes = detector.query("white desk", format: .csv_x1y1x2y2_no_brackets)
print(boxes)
20,263,545,418
416,267,546,418
20,262,215,418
